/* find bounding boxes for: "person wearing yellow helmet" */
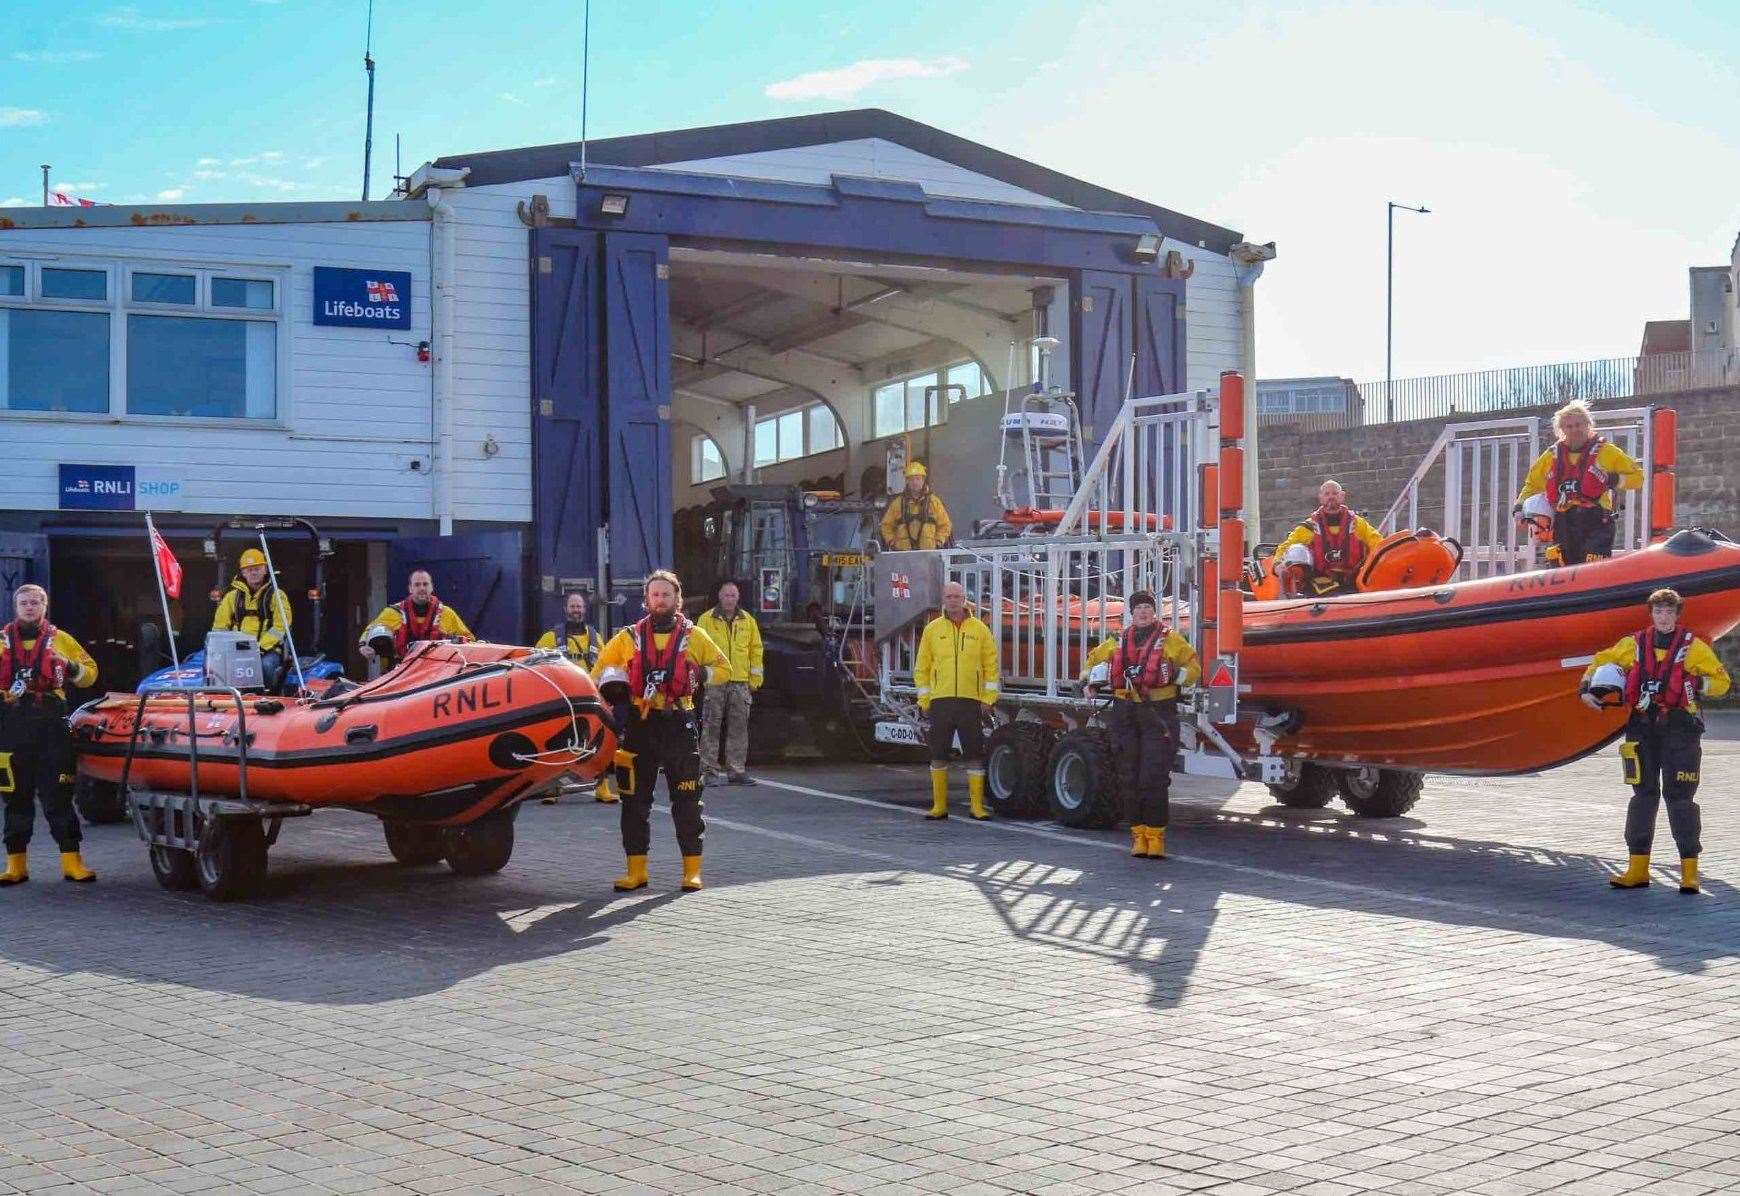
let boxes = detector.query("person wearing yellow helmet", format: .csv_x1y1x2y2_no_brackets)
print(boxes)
211,546,294,688
878,460,953,550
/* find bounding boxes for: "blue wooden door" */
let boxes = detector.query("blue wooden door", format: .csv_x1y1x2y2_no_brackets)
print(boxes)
602,232,672,622
1132,275,1186,397
387,532,525,645
0,534,49,612
1073,270,1133,442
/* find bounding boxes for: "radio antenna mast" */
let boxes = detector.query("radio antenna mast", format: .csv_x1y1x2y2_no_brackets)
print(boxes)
361,0,377,200
577,0,591,180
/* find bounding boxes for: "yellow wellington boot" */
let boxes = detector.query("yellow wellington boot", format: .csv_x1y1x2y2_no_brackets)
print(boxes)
1147,827,1166,859
681,855,703,892
1609,854,1651,889
60,852,96,884
925,769,950,820
1130,825,1148,856
0,852,26,887
1680,858,1700,895
613,854,649,892
967,772,990,821
594,779,619,804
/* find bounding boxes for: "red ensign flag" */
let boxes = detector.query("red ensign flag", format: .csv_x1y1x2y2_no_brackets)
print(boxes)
151,525,183,599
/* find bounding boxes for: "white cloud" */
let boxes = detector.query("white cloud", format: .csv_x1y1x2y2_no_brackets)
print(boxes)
532,77,561,88
303,156,328,170
99,7,216,30
236,174,301,193
1,197,30,207
156,188,186,201
56,181,101,193
229,151,284,166
765,56,968,102
192,169,225,180
500,92,526,106
14,50,102,64
0,107,48,127
196,157,221,166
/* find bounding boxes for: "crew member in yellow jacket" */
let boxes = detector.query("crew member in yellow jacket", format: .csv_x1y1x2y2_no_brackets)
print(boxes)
211,547,294,688
1581,587,1730,894
913,581,999,820
695,580,764,785
0,584,100,887
535,590,616,805
593,571,730,893
1082,591,1202,860
1514,400,1643,566
359,570,475,665
879,461,953,550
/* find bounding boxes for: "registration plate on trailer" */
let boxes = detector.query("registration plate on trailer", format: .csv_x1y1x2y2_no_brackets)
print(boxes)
873,720,925,747
820,553,868,567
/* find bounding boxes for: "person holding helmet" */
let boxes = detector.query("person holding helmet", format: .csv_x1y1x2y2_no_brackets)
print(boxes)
1514,399,1643,567
1581,587,1730,893
879,461,953,550
535,590,617,806
1081,590,1201,860
696,579,764,785
0,584,99,888
1515,493,1559,562
913,581,999,820
1270,480,1384,597
592,570,729,893
359,570,474,666
211,547,294,690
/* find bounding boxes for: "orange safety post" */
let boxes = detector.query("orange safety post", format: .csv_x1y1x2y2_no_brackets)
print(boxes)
1218,445,1244,517
1651,407,1677,468
1650,407,1677,541
1219,517,1246,587
1219,370,1245,445
1198,464,1219,530
1218,588,1244,654
1651,472,1677,543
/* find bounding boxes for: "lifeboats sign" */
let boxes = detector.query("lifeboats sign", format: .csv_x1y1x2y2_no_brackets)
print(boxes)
312,266,412,330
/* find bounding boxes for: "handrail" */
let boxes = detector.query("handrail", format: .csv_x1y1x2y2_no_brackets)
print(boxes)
121,685,254,804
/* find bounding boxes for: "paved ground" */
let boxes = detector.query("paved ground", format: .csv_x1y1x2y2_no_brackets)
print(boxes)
4,741,1740,1195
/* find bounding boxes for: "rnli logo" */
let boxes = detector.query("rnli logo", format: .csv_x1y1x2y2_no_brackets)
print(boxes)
891,573,911,599
1677,771,1699,783
431,675,515,719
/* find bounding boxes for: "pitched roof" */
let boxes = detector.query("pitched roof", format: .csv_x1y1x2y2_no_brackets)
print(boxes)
433,108,1242,254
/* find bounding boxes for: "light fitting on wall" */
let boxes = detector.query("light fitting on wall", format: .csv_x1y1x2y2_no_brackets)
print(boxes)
599,193,630,217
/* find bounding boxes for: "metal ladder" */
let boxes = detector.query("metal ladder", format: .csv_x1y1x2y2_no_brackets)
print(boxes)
996,337,1087,514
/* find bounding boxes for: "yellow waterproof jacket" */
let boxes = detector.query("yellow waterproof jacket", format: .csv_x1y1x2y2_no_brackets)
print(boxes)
695,608,764,688
359,601,474,648
880,491,953,550
913,613,999,709
1584,632,1731,714
0,625,97,702
1270,512,1385,569
1082,627,1202,702
593,621,729,713
1517,440,1642,512
535,624,605,670
212,576,293,652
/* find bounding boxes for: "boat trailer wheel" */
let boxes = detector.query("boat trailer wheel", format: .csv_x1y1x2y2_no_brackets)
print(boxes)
194,817,269,901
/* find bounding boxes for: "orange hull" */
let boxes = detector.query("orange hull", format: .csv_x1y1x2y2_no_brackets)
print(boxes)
72,642,615,826
1226,530,1740,775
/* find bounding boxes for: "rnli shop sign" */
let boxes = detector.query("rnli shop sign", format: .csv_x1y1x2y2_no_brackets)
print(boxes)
312,266,412,330
59,464,186,511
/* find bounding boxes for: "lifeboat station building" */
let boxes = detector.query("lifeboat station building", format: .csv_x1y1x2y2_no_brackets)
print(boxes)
0,110,1266,689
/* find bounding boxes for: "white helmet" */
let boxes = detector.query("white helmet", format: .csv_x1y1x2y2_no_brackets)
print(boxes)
1518,493,1555,543
1585,662,1627,708
1281,543,1313,567
1086,660,1111,688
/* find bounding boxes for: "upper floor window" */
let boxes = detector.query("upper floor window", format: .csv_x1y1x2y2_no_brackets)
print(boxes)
871,359,991,438
753,402,842,467
692,433,727,484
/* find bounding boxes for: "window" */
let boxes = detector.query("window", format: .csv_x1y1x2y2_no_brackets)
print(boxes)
871,360,989,438
754,418,778,467
807,403,842,452
750,402,843,467
0,258,284,420
692,434,726,484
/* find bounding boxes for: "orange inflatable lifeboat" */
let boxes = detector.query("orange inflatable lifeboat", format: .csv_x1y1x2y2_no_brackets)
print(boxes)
72,641,615,826
1227,529,1740,775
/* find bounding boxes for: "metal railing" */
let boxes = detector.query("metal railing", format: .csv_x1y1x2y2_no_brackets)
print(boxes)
1261,349,1731,431
1058,389,1212,536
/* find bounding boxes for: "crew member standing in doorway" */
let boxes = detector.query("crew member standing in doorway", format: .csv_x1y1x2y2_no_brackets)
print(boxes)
594,571,729,893
1082,591,1201,860
879,461,953,550
913,581,999,821
0,585,100,888
359,570,475,667
536,590,616,805
1582,587,1730,894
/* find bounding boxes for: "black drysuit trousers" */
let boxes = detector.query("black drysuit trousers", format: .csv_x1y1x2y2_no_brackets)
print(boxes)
1106,698,1179,828
0,700,79,855
1622,711,1702,858
616,707,705,857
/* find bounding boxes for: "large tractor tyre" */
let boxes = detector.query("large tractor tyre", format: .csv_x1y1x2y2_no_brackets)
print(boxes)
1336,767,1426,818
1045,727,1124,830
74,775,129,826
442,810,516,876
1266,762,1338,809
383,819,446,866
149,845,200,892
195,817,269,902
985,722,1056,819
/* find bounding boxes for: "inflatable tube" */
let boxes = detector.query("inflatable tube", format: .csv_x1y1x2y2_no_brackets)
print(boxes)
1355,529,1464,592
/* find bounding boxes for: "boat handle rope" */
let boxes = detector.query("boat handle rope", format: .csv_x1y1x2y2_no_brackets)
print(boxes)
447,645,601,769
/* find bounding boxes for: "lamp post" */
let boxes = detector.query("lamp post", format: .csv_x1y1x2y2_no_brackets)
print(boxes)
1386,200,1430,422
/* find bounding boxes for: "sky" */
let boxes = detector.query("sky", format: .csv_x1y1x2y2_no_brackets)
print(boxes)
4,0,1739,383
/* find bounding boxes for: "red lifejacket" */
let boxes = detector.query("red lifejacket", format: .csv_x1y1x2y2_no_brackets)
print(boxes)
393,597,451,655
1110,623,1174,698
0,620,63,696
1545,436,1610,510
626,613,702,706
1308,508,1367,578
1625,626,1697,715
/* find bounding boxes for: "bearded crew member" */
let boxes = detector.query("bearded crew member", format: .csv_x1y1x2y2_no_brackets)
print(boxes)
0,585,100,888
913,581,1000,821
879,461,953,550
211,547,294,689
1081,591,1202,860
1270,479,1384,597
1514,399,1643,567
1581,587,1730,895
593,571,730,893
359,570,475,666
535,590,616,806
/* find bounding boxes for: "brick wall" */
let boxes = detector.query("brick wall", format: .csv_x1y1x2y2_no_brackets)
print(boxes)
1256,385,1740,688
